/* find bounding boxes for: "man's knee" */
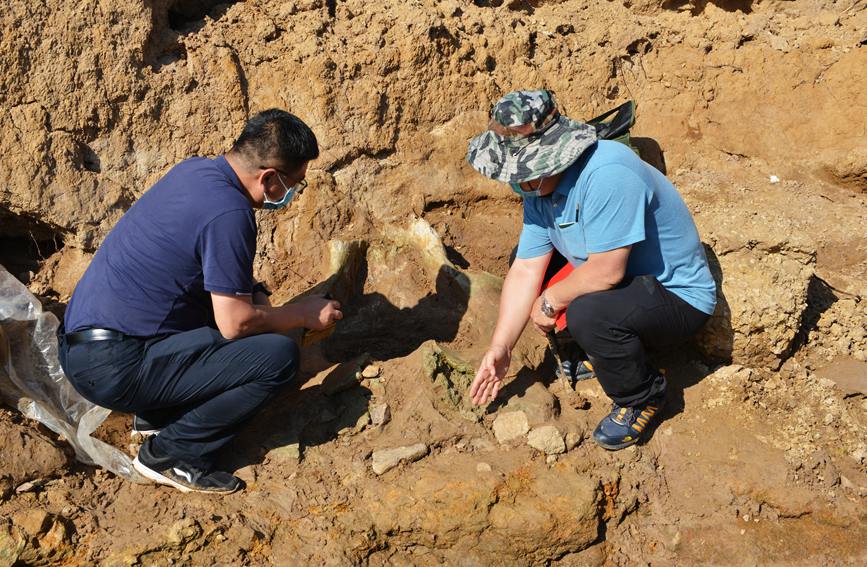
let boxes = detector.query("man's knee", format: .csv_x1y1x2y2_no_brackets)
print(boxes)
565,294,611,347
253,334,300,385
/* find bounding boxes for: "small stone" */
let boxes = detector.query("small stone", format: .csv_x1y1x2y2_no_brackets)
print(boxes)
370,403,391,426
15,479,44,494
565,430,583,451
371,443,428,475
546,455,558,464
361,364,382,379
269,443,301,462
492,411,530,443
354,411,371,432
527,425,566,455
476,462,492,472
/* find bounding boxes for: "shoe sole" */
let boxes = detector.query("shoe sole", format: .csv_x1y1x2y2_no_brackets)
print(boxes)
132,456,238,495
593,436,640,451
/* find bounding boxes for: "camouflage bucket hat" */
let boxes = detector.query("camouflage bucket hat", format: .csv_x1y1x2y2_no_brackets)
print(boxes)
466,89,597,183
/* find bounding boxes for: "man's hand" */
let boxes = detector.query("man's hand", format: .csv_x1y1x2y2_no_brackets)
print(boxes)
469,345,511,406
529,295,557,336
298,295,343,331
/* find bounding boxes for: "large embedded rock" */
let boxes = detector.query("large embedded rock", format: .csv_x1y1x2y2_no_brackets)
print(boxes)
696,248,814,369
360,453,601,563
505,382,558,426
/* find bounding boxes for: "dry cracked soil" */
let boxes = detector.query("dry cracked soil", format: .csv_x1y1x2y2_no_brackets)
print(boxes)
1,0,866,565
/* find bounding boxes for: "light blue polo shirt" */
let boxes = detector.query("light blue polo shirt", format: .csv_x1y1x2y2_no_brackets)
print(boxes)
516,140,717,315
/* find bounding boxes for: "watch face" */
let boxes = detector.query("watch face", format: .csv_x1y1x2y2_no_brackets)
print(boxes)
542,297,555,317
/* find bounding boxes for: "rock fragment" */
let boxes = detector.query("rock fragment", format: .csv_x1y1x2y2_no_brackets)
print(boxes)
492,411,530,443
565,428,583,451
528,425,566,455
361,364,382,379
268,443,301,463
370,403,391,426
372,443,428,475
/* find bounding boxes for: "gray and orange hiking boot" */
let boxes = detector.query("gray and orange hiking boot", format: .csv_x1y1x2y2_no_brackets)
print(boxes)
562,358,595,383
592,393,665,450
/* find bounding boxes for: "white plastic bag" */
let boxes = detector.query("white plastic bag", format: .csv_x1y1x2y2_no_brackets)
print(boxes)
0,266,145,482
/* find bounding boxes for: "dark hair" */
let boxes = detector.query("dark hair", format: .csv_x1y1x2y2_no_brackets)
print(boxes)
231,109,319,171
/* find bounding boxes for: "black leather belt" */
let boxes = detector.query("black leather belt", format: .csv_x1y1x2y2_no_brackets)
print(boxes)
65,328,128,346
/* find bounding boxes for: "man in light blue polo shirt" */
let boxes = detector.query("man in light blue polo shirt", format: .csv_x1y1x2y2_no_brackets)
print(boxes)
466,90,716,450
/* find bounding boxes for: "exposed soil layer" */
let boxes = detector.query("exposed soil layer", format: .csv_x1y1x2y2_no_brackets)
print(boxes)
1,0,866,565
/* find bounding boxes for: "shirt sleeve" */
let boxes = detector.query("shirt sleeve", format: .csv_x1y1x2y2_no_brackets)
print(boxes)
583,165,650,254
516,201,554,259
200,209,257,295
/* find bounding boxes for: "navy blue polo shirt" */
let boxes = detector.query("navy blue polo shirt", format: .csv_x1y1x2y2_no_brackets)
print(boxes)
64,156,256,336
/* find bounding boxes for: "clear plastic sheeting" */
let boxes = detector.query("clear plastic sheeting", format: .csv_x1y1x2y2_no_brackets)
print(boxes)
0,266,145,482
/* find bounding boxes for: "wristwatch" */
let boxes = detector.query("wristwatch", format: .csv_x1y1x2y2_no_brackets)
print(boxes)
540,293,556,318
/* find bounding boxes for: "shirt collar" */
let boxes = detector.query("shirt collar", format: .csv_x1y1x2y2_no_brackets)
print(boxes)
213,155,246,195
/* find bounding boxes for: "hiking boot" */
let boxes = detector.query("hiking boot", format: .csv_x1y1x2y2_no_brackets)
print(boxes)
592,393,665,451
133,437,241,495
553,333,595,383
561,358,595,383
131,415,161,438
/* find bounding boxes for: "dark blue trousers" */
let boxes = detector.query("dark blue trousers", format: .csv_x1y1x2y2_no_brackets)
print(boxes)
58,327,299,469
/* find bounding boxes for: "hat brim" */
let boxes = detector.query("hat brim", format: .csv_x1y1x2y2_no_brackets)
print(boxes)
466,116,598,183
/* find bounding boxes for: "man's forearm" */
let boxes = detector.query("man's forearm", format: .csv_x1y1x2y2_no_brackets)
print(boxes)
490,261,546,350
544,252,629,312
216,302,307,339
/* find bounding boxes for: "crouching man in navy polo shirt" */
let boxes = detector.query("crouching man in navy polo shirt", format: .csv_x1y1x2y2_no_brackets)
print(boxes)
59,109,342,494
465,91,716,450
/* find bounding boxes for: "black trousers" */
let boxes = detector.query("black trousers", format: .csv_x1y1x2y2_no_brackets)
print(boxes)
58,327,299,469
564,274,708,406
515,249,709,407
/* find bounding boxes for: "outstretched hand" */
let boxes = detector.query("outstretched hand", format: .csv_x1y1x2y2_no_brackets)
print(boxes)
469,345,511,406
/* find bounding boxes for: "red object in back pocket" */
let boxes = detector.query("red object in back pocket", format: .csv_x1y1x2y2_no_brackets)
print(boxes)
543,263,574,332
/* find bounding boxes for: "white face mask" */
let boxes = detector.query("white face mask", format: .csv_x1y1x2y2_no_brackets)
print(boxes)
263,173,299,210
510,182,543,198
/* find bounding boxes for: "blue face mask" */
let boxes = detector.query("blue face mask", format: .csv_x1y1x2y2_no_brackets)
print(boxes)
263,174,299,210
510,182,543,198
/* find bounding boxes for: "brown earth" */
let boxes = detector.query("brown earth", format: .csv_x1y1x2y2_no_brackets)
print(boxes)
1,0,866,565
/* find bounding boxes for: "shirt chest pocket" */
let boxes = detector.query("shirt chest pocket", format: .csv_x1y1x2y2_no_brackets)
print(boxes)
558,222,588,262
